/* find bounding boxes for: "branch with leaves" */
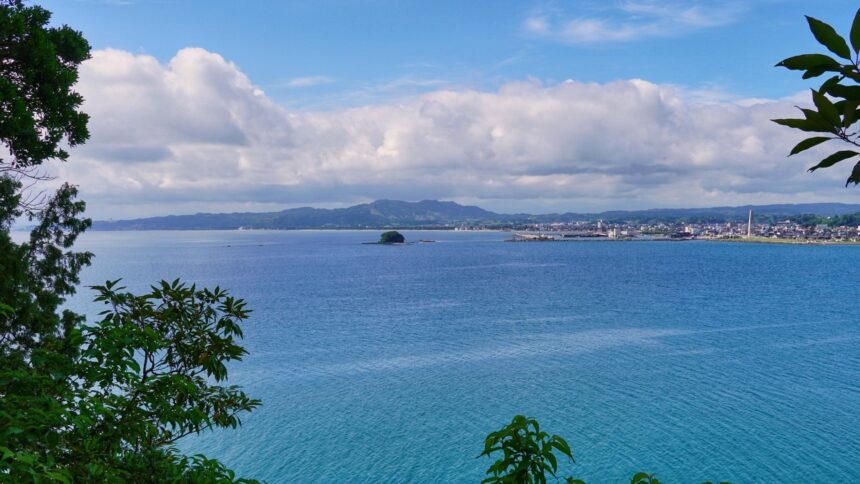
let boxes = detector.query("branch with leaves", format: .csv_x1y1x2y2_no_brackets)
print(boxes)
480,415,732,484
774,8,860,185
79,279,261,469
479,415,578,484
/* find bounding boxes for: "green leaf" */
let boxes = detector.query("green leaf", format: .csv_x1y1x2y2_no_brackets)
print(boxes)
811,89,841,125
820,75,843,92
840,66,860,83
544,451,557,473
789,136,831,156
551,437,573,459
807,16,852,60
847,160,860,186
809,150,859,171
772,117,831,133
843,101,859,127
44,471,71,484
775,54,840,70
851,8,860,53
826,84,860,101
799,107,838,132
802,67,828,79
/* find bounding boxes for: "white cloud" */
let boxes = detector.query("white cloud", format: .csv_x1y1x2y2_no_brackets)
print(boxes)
282,76,334,88
53,47,860,219
524,1,744,44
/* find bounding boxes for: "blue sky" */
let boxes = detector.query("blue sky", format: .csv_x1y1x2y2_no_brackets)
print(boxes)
38,0,860,217
46,0,858,107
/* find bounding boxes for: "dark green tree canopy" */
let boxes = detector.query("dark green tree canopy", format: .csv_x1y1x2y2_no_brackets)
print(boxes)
0,0,90,171
774,8,860,186
379,230,405,244
0,2,259,481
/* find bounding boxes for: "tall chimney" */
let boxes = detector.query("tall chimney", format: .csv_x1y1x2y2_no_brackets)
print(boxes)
747,209,753,237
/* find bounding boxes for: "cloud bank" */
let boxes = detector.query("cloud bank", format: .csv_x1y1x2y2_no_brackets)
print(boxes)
56,47,858,218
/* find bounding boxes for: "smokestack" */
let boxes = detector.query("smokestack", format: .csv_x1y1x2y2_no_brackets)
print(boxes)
747,209,753,237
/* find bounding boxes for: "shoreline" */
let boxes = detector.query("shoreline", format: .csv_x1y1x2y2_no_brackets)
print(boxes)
51,229,860,245
505,235,860,245
700,236,860,246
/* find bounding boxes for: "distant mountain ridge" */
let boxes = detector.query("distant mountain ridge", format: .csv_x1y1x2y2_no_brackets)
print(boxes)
91,200,860,230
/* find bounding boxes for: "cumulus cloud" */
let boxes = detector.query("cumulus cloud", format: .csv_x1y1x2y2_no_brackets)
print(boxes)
53,47,859,219
524,1,744,44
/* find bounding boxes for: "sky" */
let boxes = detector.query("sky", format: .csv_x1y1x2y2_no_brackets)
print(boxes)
35,0,860,218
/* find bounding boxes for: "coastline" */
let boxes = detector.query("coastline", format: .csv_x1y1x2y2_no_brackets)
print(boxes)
701,236,860,246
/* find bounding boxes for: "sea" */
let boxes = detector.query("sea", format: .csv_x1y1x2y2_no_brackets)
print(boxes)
63,230,860,483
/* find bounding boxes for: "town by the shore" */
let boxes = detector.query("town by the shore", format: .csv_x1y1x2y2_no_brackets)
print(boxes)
500,210,860,245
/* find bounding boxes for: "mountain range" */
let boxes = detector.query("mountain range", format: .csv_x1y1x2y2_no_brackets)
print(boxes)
90,200,860,230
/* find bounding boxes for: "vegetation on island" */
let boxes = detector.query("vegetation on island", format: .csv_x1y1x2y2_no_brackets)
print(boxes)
378,230,406,244
0,1,258,481
774,7,860,186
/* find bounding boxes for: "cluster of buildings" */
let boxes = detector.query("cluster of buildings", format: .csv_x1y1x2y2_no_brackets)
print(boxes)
501,211,860,243
678,220,860,241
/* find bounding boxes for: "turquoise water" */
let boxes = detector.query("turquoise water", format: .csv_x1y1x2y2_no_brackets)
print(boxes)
66,230,860,483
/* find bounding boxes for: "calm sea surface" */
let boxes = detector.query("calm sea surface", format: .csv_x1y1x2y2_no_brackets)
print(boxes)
64,230,860,483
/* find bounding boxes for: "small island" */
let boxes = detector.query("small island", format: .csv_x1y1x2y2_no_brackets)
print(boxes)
378,230,406,244
361,231,438,245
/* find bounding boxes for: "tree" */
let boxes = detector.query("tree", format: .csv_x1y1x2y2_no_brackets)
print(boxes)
0,1,259,481
379,230,406,244
480,415,578,484
66,280,260,481
0,1,95,470
0,0,89,174
0,0,92,362
774,8,860,186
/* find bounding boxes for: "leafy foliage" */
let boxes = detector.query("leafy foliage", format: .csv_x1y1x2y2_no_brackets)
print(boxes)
0,185,262,482
481,416,732,484
0,177,93,482
0,0,90,171
480,415,575,484
0,1,260,481
379,230,406,244
0,180,91,362
630,473,662,484
81,279,261,459
774,8,860,185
